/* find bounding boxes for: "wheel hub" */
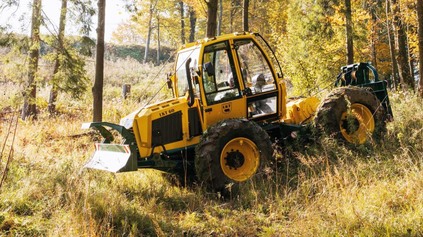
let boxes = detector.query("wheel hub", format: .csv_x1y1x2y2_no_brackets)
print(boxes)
224,150,245,169
220,137,260,182
339,103,375,144
341,114,360,134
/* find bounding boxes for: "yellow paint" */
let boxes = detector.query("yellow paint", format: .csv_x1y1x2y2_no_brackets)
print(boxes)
340,103,375,144
220,137,260,182
284,97,320,124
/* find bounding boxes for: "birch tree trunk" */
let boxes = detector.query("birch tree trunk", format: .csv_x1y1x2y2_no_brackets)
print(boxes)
217,0,222,36
370,3,377,68
156,16,160,65
417,0,423,97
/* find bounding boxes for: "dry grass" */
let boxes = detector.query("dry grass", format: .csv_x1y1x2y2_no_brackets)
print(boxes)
0,58,422,236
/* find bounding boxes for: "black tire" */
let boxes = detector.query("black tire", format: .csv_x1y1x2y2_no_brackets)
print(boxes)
195,118,273,196
314,86,387,144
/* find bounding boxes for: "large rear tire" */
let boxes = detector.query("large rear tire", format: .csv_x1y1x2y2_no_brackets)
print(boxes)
195,119,273,196
314,87,387,144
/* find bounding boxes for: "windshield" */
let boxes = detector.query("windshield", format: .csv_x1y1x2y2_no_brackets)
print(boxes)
175,46,201,97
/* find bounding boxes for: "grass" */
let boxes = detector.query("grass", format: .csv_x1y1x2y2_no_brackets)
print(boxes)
0,58,422,236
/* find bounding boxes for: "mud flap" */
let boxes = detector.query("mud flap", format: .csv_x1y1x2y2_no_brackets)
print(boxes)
84,143,138,172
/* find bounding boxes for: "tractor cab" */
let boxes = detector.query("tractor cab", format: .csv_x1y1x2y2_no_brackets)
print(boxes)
172,32,287,128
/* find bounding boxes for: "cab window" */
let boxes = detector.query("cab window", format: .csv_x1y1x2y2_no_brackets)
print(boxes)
234,40,276,95
202,41,241,105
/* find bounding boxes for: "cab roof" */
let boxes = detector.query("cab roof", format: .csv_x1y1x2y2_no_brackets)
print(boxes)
179,32,259,50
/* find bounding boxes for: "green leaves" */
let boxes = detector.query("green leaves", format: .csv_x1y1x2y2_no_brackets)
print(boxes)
49,47,89,99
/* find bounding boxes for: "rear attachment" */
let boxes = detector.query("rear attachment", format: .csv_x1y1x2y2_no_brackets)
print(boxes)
335,62,393,119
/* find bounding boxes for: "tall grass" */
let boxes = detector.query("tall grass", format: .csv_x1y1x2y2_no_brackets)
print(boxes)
0,57,422,236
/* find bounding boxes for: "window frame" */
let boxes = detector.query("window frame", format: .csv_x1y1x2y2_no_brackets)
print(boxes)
201,41,242,105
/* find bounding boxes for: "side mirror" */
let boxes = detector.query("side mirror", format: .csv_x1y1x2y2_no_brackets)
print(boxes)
204,62,214,77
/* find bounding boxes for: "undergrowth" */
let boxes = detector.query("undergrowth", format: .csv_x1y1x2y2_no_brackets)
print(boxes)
0,59,422,236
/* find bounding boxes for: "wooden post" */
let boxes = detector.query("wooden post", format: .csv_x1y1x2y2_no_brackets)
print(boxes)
122,84,131,99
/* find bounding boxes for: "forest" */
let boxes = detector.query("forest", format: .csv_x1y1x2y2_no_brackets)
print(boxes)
0,0,422,236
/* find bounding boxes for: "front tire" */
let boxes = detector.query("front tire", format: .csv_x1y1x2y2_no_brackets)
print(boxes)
195,119,273,196
314,87,387,144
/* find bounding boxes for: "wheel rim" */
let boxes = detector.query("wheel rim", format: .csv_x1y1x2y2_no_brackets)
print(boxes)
220,137,260,182
340,103,375,144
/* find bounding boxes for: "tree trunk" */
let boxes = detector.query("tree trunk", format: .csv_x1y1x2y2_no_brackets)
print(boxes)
48,0,67,115
230,0,240,33
217,0,222,36
345,0,354,64
418,0,423,97
189,6,196,43
407,24,415,81
92,0,105,122
179,1,185,44
243,0,249,32
206,0,218,38
230,1,234,32
370,3,377,68
157,16,160,65
22,0,42,120
391,0,414,90
144,27,152,64
385,0,399,89
143,3,153,64
143,0,158,64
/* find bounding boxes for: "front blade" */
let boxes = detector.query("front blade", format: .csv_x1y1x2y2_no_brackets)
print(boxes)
84,143,137,173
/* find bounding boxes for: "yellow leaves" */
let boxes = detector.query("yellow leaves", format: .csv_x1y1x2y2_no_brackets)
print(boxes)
354,8,371,22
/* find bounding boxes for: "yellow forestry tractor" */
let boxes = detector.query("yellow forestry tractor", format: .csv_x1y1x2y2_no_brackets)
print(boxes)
83,32,392,193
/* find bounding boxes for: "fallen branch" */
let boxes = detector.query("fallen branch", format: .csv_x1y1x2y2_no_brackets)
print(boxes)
0,111,18,192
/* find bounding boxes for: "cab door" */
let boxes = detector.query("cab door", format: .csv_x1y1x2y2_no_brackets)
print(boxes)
201,40,246,127
233,38,279,122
